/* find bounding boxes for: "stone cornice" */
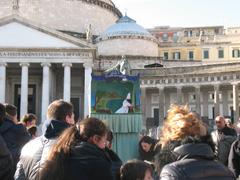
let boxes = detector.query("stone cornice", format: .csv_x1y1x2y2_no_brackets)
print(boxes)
132,62,240,77
139,72,240,89
80,0,122,18
96,34,158,43
98,55,162,61
0,49,92,58
0,47,95,53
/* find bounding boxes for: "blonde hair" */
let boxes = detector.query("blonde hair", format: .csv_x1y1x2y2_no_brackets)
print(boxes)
160,104,207,147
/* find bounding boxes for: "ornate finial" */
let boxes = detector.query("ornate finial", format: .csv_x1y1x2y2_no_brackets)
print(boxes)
125,8,127,16
12,0,19,10
86,24,93,43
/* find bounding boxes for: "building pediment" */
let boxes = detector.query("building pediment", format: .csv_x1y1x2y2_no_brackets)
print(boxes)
0,15,94,49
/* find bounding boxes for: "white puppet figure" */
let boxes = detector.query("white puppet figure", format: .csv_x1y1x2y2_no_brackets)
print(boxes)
115,93,133,113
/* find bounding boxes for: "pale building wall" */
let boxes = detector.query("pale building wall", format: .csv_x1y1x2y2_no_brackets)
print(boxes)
159,46,202,61
0,0,119,35
226,27,240,35
201,44,229,62
97,39,158,56
0,0,12,18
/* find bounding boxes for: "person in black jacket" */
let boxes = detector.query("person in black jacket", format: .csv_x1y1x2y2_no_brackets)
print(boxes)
39,117,113,180
138,135,159,162
156,105,235,180
228,122,240,179
0,104,30,170
105,129,122,180
0,103,14,180
14,100,74,180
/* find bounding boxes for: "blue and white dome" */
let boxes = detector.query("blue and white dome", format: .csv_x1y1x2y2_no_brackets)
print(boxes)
100,16,152,38
96,15,158,57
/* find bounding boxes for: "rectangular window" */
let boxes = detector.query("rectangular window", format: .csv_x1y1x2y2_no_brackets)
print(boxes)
203,50,209,59
189,51,194,60
232,49,240,58
162,33,168,41
163,52,168,60
218,49,224,58
173,52,181,60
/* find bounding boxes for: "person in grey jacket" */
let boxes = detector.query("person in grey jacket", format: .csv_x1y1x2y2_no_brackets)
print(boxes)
14,100,74,180
211,116,236,165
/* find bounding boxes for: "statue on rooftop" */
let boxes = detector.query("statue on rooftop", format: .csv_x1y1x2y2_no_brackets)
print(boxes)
12,0,19,10
86,24,93,43
105,55,131,75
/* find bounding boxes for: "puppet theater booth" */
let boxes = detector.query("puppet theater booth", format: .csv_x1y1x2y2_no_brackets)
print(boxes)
91,69,142,162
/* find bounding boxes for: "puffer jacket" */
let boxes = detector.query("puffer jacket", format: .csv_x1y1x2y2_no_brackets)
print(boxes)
40,141,113,180
0,118,30,167
68,142,113,180
14,120,69,180
158,136,235,180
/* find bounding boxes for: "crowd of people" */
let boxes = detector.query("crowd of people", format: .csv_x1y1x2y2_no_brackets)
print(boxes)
1,100,240,180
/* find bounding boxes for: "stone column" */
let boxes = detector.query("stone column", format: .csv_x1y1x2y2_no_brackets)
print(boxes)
202,90,209,117
222,89,228,116
84,63,92,118
214,84,220,119
141,87,147,129
158,86,165,126
41,63,51,122
62,63,72,102
195,85,201,114
232,82,239,122
183,91,189,105
0,63,7,103
176,86,183,104
165,92,170,115
20,63,29,118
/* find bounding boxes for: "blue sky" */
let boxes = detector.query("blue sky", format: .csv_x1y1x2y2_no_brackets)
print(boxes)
113,0,240,28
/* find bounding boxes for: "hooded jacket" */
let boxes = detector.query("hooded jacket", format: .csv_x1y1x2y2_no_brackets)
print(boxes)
158,136,235,180
14,120,69,180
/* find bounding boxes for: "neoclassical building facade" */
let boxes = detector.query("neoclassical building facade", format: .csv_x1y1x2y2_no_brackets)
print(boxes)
0,0,240,130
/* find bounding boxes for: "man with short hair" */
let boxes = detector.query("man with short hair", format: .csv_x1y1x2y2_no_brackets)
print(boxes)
211,115,236,165
0,103,14,180
15,99,74,180
0,104,30,170
5,104,18,124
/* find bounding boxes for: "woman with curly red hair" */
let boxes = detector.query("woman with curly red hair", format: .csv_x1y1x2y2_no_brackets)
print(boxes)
156,104,234,180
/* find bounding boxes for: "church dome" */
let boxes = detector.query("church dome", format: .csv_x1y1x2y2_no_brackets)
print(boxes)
98,15,154,39
96,15,158,57
0,0,122,35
